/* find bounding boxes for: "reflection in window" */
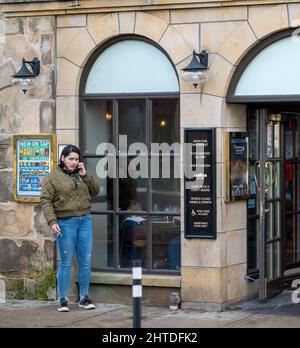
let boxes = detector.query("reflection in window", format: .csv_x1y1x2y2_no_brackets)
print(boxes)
119,215,147,268
152,216,181,270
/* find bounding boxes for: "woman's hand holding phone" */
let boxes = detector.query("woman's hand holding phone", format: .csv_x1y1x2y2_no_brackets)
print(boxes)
77,162,87,176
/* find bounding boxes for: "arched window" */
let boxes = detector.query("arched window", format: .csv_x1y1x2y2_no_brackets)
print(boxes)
227,29,300,103
85,39,179,94
80,36,181,272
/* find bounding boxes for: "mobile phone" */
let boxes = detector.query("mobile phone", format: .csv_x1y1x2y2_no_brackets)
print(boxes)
73,164,80,174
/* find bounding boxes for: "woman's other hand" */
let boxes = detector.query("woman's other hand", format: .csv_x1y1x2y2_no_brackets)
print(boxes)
52,224,62,237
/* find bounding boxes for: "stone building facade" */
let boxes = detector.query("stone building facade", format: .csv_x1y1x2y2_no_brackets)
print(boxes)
0,11,55,299
1,0,300,309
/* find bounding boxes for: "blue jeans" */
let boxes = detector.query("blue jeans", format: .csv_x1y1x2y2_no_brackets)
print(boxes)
56,214,93,300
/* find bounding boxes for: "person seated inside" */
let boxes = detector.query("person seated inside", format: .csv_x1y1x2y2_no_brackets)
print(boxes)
119,199,146,268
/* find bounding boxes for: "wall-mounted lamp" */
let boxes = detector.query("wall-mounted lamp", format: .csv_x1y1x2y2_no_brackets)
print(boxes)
12,57,40,94
182,50,209,88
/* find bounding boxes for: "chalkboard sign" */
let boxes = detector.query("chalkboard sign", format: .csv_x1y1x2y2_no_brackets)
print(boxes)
184,128,216,239
13,134,56,202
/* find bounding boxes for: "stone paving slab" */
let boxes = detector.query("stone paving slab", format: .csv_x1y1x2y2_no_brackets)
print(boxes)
1,291,300,328
0,301,126,328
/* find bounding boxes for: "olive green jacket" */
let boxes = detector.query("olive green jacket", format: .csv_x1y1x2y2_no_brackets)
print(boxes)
40,167,100,228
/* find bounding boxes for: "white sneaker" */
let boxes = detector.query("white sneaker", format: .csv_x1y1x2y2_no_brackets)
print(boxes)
57,298,69,312
78,295,95,310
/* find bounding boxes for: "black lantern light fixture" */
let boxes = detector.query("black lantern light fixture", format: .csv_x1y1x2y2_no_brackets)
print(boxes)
12,57,40,94
182,50,209,88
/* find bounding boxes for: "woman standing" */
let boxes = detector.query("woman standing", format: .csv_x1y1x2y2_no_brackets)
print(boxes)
41,145,100,312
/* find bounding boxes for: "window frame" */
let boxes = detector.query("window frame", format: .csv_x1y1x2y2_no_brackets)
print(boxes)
80,96,180,274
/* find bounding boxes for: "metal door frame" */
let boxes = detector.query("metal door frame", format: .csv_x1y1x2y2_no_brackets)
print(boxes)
258,109,267,300
258,109,285,300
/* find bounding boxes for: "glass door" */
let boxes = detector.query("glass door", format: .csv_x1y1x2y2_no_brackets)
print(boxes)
247,108,284,300
282,114,300,271
264,113,283,299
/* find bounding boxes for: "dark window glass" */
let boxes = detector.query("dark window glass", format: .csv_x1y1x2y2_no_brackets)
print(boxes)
86,158,113,211
119,160,147,211
285,119,294,159
285,214,294,265
285,163,294,212
152,99,180,144
92,214,114,269
152,216,181,270
247,109,260,274
297,214,300,262
247,218,259,271
85,100,113,154
152,156,180,213
248,110,259,161
297,164,300,211
297,119,300,158
85,98,180,272
119,100,146,153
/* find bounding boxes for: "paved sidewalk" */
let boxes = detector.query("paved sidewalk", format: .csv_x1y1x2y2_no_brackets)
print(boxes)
0,291,300,328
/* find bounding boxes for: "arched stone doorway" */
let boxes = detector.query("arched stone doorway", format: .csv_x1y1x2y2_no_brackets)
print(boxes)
227,28,300,300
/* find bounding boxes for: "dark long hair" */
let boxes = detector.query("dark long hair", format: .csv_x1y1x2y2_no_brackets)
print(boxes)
58,144,81,168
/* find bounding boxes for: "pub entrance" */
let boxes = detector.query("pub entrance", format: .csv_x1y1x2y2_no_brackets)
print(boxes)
248,106,300,300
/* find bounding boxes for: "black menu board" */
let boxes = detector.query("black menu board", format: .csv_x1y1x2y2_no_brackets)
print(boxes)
184,129,216,239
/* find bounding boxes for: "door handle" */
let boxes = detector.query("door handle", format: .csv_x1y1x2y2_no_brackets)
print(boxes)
265,161,275,193
254,161,276,193
254,161,260,191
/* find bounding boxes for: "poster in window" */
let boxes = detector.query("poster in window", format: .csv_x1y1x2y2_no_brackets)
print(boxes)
225,132,249,201
13,134,56,202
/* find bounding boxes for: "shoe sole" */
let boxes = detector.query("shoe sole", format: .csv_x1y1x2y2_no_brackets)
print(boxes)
57,307,69,312
78,304,95,310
